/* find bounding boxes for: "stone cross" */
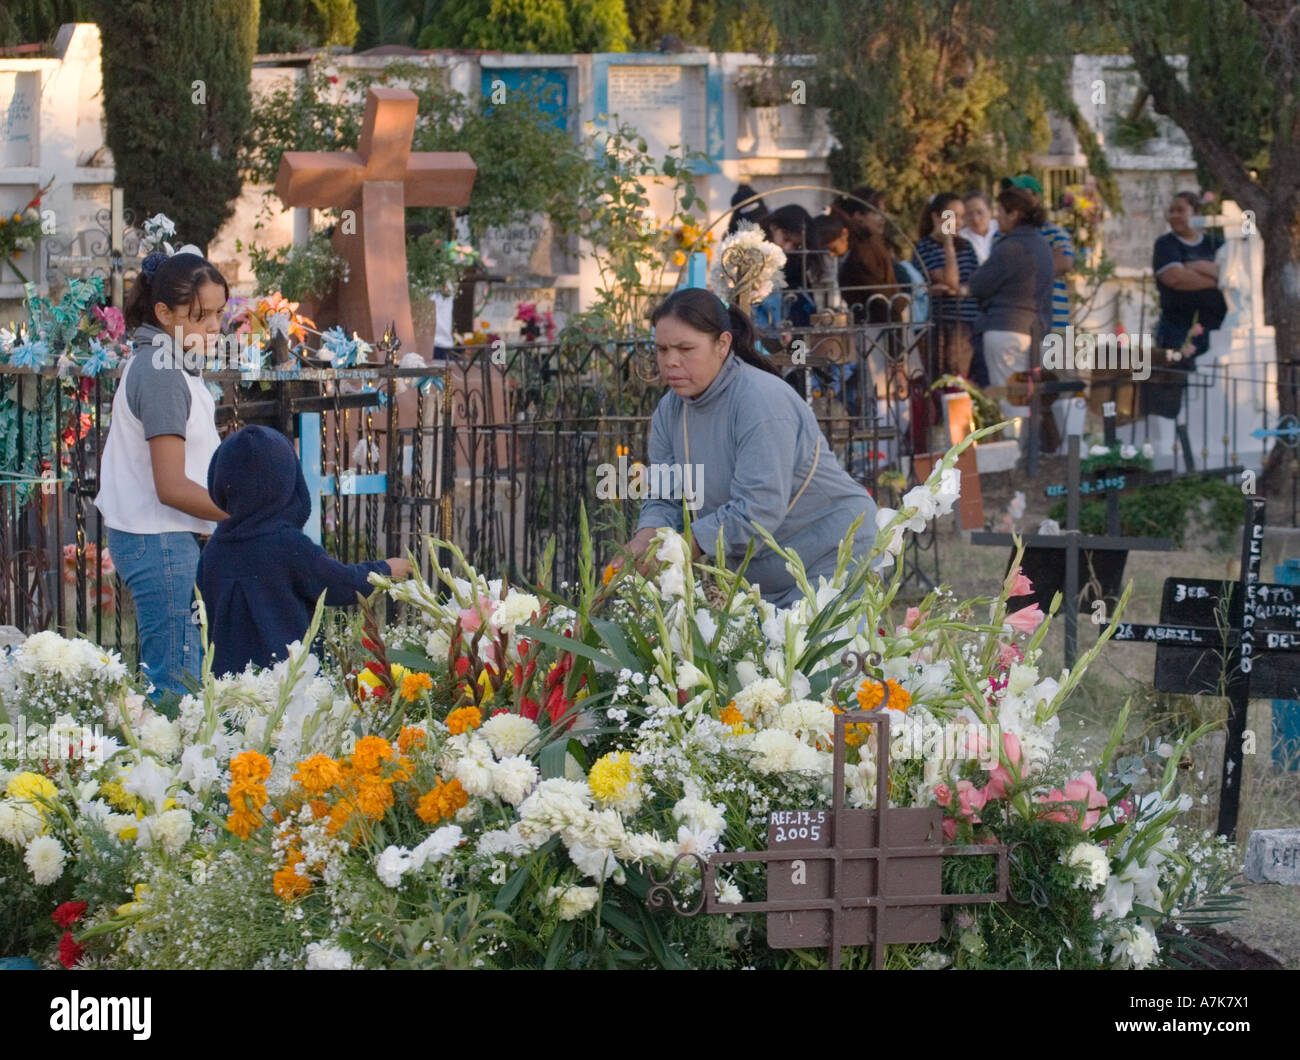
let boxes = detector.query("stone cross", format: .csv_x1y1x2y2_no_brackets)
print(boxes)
274,86,477,353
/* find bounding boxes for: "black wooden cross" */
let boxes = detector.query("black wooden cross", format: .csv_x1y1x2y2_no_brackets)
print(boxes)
646,652,1009,969
973,404,1173,668
1109,496,1300,839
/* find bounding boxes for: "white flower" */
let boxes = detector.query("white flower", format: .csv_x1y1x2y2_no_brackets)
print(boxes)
1141,441,1155,459
732,677,786,724
411,824,463,869
376,845,414,888
24,835,66,885
655,529,687,568
178,745,221,794
694,609,718,643
137,808,193,856
480,713,540,758
121,757,173,813
673,795,726,843
1037,518,1062,536
749,729,827,776
1111,923,1160,969
491,755,539,806
716,878,743,905
675,660,709,690
477,824,538,859
0,798,43,845
1007,490,1026,520
1061,842,1110,889
774,699,834,743
140,715,180,760
1089,444,1110,456
874,507,906,557
1120,443,1137,460
567,839,623,882
305,942,355,970
453,737,496,797
491,591,540,636
425,627,451,661
545,884,600,921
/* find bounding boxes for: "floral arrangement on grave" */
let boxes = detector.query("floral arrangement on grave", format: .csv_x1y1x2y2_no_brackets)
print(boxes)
1080,439,1155,475
709,220,786,314
407,234,485,302
666,221,716,268
734,67,793,108
515,302,556,343
0,181,51,284
930,375,1003,433
240,232,350,304
0,277,131,503
224,294,318,368
1053,181,1108,260
0,430,1241,970
460,320,501,348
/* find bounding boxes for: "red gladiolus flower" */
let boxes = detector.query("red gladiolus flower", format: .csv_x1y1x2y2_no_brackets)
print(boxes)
361,637,379,653
364,660,386,678
520,697,540,720
453,657,471,678
58,931,85,968
52,901,87,928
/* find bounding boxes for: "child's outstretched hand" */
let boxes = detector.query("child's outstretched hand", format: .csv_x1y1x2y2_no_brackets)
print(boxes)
385,558,413,579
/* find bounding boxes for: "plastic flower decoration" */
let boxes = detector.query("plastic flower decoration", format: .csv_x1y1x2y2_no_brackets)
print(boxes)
709,220,786,308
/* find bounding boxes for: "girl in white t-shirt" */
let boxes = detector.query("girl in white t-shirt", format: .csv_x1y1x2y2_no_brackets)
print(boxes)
94,251,230,699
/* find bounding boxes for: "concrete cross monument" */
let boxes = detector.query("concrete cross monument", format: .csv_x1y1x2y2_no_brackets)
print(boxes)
274,86,477,354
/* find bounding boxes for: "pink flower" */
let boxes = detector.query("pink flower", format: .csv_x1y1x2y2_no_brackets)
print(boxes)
942,817,956,842
1006,604,1044,634
933,783,952,807
956,779,987,818
904,606,921,630
458,596,494,633
1008,566,1032,598
984,732,1025,800
1037,770,1108,830
93,305,125,342
996,640,1023,669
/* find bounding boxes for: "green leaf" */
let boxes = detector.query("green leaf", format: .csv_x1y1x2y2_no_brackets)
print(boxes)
539,739,569,780
544,921,575,969
386,648,440,673
600,902,648,950
516,624,622,671
590,616,640,672
494,865,531,912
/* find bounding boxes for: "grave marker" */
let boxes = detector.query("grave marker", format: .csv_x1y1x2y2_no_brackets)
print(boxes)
646,652,1010,969
1244,829,1300,885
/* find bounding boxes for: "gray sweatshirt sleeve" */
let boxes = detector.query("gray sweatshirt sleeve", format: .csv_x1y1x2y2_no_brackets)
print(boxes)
968,239,1021,303
689,414,801,559
634,402,685,534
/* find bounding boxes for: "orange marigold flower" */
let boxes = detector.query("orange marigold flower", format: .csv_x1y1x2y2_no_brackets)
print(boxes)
273,854,312,902
230,750,272,785
353,777,395,820
325,801,355,837
308,798,331,819
228,778,269,812
416,776,468,824
293,754,345,796
719,703,744,730
388,755,415,785
446,705,482,735
351,735,396,776
398,726,428,753
856,678,911,712
400,671,434,702
226,806,263,840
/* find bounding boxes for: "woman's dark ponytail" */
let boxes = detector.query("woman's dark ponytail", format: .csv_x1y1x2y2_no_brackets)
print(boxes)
650,287,782,377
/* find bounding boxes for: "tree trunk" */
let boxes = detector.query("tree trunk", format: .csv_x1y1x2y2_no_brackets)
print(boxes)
1260,213,1300,493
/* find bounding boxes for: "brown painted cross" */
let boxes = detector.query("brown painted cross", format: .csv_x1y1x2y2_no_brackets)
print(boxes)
648,653,1010,969
274,85,477,354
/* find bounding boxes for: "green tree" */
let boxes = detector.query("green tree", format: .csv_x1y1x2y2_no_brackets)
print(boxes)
95,1,259,249
354,0,436,49
417,0,630,52
0,1,92,47
260,0,359,51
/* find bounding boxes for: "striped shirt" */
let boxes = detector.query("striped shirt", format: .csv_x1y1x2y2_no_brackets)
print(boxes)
912,236,979,323
1039,222,1074,329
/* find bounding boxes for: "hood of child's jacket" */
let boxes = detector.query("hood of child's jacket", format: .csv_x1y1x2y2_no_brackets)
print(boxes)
208,425,311,539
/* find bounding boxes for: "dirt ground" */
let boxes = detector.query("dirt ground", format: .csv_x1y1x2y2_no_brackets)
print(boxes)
917,461,1300,969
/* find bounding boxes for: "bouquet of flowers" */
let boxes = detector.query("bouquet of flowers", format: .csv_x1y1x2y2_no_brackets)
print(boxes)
666,221,716,267
515,302,556,343
1054,181,1108,260
0,180,53,283
709,220,786,310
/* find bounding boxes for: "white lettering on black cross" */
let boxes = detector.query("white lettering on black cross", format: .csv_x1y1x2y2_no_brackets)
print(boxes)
1109,497,1300,839
647,657,1009,969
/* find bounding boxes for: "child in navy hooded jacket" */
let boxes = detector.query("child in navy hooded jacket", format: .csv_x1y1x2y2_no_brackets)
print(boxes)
197,425,410,676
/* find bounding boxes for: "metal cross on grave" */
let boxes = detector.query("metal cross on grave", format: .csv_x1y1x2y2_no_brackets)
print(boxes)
646,653,1010,969
275,86,477,356
1109,496,1300,839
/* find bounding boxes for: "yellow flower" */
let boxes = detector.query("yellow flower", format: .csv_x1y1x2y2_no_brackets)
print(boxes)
719,702,749,734
416,777,467,824
587,751,639,805
6,771,57,805
856,678,910,713
100,779,142,814
293,754,345,796
357,667,383,692
116,883,149,916
117,826,138,842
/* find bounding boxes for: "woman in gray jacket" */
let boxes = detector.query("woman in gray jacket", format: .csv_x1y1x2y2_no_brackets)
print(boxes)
959,186,1055,417
612,288,881,607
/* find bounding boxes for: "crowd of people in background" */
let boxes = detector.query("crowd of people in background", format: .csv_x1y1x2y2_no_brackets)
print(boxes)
720,174,1225,448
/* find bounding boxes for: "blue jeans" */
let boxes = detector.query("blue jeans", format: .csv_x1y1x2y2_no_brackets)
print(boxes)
106,528,202,699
